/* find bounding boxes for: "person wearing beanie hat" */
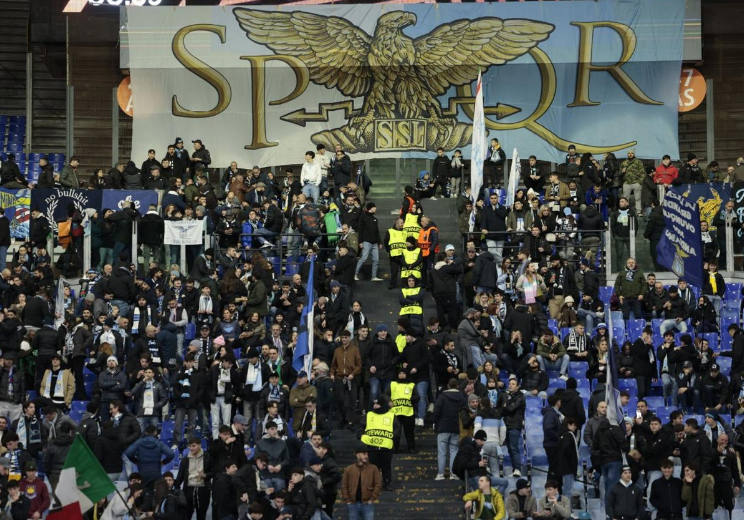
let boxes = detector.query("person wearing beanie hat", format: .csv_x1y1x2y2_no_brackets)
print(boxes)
391,366,418,454
330,327,362,430
505,476,537,518
355,200,384,282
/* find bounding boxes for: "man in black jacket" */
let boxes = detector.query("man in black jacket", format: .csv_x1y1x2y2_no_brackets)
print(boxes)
499,378,526,477
577,205,604,261
330,149,351,196
644,200,666,271
36,157,55,189
480,192,508,264
212,459,239,520
0,154,28,189
649,459,683,519
190,139,211,172
431,147,451,198
287,467,321,519
355,203,383,282
606,466,644,520
401,328,432,427
430,251,463,331
138,205,164,270
631,328,657,399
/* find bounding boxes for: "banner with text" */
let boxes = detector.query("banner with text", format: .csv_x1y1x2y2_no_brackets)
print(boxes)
0,189,31,240
125,1,684,167
164,220,203,245
657,187,704,289
31,190,104,233
101,190,160,214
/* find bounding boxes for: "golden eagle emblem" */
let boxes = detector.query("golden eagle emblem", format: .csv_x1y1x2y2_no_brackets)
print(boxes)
234,9,554,152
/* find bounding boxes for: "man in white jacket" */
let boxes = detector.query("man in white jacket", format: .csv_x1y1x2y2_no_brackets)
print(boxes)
301,151,322,203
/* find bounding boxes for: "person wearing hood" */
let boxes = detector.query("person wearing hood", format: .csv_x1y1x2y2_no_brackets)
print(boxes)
430,251,463,330
125,424,174,486
366,324,398,407
433,378,466,480
458,308,483,370
120,160,143,189
473,250,498,294
361,394,395,491
42,421,76,493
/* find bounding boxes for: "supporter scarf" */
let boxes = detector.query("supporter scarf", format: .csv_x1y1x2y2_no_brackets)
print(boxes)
625,266,637,282
268,384,281,403
43,370,65,399
143,381,154,415
565,330,584,353
709,272,718,295
245,362,263,392
704,421,725,444
199,295,213,315
132,307,141,334
16,417,27,449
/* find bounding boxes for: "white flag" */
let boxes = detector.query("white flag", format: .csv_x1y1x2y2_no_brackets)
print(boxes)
469,71,486,233
164,220,203,246
506,148,520,207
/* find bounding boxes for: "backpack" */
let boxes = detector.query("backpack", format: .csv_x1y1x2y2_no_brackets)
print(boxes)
300,205,321,237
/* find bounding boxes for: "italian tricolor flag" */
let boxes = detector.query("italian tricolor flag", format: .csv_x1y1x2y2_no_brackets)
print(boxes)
46,435,116,520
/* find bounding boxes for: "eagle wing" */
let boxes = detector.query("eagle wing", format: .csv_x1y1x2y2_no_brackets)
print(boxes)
234,9,373,98
414,18,554,96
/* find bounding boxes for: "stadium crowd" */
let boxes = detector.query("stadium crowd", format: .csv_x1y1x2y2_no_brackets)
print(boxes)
0,137,741,519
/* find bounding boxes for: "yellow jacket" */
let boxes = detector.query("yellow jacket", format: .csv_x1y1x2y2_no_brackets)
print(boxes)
463,487,506,520
40,368,76,406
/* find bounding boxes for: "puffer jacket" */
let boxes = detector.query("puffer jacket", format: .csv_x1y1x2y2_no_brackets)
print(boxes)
0,365,25,403
499,389,526,430
125,435,175,480
97,368,128,402
93,425,126,474
70,324,94,359
365,334,398,381
131,379,168,417
121,161,142,189
43,433,75,480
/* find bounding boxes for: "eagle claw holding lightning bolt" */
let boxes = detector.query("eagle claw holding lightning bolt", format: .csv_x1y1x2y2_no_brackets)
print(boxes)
235,9,553,152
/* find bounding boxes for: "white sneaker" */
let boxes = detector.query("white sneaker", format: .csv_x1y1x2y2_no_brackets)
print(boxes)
450,474,461,481
354,275,360,281
434,474,446,481
371,277,383,282
415,418,424,427
512,470,522,477
430,196,437,201
427,403,434,413
559,374,569,381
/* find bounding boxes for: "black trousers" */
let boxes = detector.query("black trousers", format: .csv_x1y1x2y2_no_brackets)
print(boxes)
435,295,460,331
714,477,735,512
184,485,210,521
635,375,652,400
545,446,560,482
334,377,359,426
369,447,393,486
388,258,401,289
71,356,88,400
393,415,416,451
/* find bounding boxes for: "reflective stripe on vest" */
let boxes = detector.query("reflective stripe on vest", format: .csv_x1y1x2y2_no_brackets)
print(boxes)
400,287,423,316
390,381,414,417
403,213,421,238
417,225,439,257
361,411,394,449
387,228,407,257
401,248,421,279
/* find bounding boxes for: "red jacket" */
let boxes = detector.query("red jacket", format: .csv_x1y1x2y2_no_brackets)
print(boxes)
19,477,50,518
654,164,678,185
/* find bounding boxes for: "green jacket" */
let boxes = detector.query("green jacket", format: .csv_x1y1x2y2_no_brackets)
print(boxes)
614,268,646,298
681,474,715,518
536,339,567,360
620,158,646,185
60,165,80,188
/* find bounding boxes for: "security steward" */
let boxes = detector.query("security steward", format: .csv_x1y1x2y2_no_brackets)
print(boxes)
417,216,439,287
384,218,407,290
399,276,424,337
403,206,421,239
361,394,395,491
400,237,423,286
391,368,418,454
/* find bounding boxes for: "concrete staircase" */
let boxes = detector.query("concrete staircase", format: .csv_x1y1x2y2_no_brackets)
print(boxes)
329,427,466,520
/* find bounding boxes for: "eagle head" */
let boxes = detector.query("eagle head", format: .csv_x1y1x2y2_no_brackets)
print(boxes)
377,11,417,32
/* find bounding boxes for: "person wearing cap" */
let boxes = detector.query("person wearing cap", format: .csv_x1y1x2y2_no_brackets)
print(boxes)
287,463,323,520
289,371,317,433
505,477,537,520
462,474,506,520
18,459,49,519
188,138,211,173
341,445,382,519
702,362,728,413
354,202,383,282
239,347,270,445
39,353,75,411
676,359,702,415
330,330,361,429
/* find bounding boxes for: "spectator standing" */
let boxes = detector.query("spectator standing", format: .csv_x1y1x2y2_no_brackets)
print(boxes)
355,203,383,282
341,445,382,520
605,466,644,520
681,463,715,519
433,378,465,480
614,258,645,321
125,424,174,486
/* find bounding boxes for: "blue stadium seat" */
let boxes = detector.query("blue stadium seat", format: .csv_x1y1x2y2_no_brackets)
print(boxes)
735,414,744,428
656,407,675,423
48,153,65,163
698,332,718,351
618,379,637,395
527,447,549,468
626,319,645,340
644,396,665,410
609,311,623,327
651,319,663,334
8,116,26,125
560,327,571,340
599,286,613,304
548,319,558,334
717,356,732,375
724,299,742,312
548,379,565,394
285,261,299,276
6,142,22,153
72,400,87,412
725,283,742,301
184,322,196,340
612,327,626,345
722,312,739,329
70,410,84,424
568,361,588,375
574,378,590,390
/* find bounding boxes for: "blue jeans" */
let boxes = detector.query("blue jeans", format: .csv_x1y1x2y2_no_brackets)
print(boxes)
347,502,374,520
368,377,391,408
469,344,485,368
577,309,601,334
138,415,159,433
415,381,428,420
601,461,622,505
537,354,569,376
303,183,320,202
485,240,505,265
437,433,459,475
355,242,380,279
506,428,523,472
112,241,129,264
706,295,722,322
98,247,113,270
660,319,687,335
646,470,662,511
679,387,702,414
562,474,575,496
253,227,277,245
661,373,678,406
111,299,130,318
264,477,286,492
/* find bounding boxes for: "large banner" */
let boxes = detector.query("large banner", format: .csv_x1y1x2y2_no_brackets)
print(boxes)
0,189,30,241
657,187,704,289
680,182,732,232
164,220,203,246
125,1,684,167
101,190,159,214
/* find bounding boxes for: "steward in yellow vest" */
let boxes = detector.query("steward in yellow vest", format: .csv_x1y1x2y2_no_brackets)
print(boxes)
384,218,406,290
361,394,395,490
399,276,424,335
403,211,421,239
391,368,419,454
400,238,422,283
